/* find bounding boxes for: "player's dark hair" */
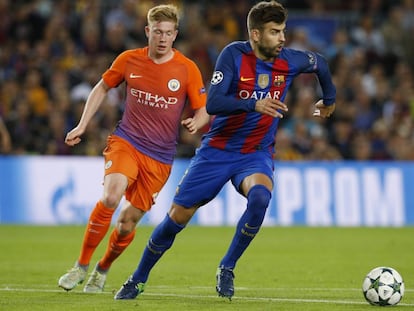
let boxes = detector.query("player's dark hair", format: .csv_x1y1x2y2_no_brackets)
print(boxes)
247,1,288,32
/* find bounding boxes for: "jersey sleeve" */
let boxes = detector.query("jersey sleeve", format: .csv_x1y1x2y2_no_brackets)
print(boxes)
102,50,131,88
186,60,207,110
206,44,256,115
293,50,336,105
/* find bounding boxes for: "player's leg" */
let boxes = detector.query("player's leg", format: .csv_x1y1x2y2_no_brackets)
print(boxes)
131,204,196,283
58,173,127,291
83,201,145,293
115,149,231,300
97,202,144,270
216,175,272,299
85,150,172,293
220,174,272,269
216,153,274,299
58,136,132,291
80,173,128,265
114,204,194,299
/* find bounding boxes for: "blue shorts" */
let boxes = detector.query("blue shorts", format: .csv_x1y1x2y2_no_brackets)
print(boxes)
173,147,274,208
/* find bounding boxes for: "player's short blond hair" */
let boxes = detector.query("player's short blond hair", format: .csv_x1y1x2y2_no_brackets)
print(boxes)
147,4,179,29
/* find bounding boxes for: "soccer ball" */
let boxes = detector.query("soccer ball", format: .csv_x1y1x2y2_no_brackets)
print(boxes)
362,266,405,306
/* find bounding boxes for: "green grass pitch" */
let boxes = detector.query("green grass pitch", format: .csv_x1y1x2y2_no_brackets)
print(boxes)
0,225,413,310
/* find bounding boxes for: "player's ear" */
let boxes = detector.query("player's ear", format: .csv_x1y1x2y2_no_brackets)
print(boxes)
250,29,260,42
144,25,150,38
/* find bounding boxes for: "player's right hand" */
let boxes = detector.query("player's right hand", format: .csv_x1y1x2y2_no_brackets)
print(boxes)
181,118,197,134
255,98,288,118
65,127,84,146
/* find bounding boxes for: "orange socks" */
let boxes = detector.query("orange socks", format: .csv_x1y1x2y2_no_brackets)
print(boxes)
78,201,115,266
98,228,136,271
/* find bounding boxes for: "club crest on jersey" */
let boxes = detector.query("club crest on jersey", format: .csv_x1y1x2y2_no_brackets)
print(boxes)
168,79,180,92
258,74,269,89
274,75,285,87
105,160,112,170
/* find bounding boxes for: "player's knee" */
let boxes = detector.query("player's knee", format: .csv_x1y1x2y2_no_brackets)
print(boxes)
116,214,140,235
101,193,122,209
247,185,271,213
116,205,144,235
244,185,271,228
116,221,136,235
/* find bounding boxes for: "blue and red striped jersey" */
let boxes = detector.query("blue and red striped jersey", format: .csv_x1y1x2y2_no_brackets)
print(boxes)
202,41,336,155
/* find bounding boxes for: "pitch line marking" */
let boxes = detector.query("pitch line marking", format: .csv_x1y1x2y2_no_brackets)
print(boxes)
1,287,413,307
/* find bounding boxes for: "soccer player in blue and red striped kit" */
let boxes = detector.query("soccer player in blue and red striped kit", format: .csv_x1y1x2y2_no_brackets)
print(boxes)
115,0,336,300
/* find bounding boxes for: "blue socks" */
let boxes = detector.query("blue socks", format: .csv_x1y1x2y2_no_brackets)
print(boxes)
131,214,184,284
130,185,271,284
219,185,271,269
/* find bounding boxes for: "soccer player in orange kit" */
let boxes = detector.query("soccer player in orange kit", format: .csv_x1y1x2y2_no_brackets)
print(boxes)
58,4,209,293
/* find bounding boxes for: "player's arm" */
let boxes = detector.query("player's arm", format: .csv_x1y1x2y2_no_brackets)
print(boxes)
297,51,336,118
312,53,336,118
181,61,210,134
65,52,128,146
313,52,336,106
181,107,209,134
65,79,110,146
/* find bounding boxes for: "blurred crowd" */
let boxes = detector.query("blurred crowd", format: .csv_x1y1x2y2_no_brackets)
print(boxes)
0,0,413,160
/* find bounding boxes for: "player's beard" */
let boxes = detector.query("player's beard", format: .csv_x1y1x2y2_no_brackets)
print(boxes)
257,44,280,61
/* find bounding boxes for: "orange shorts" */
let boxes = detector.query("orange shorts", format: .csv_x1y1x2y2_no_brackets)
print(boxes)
102,135,172,211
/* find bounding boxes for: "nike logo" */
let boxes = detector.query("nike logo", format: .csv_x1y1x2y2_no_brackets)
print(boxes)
240,76,255,82
130,73,142,78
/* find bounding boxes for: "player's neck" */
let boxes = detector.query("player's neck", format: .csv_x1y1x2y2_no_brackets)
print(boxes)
254,50,275,63
148,49,175,64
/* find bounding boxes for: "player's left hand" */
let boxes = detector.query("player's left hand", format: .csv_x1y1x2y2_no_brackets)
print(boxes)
313,100,335,118
181,118,197,134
